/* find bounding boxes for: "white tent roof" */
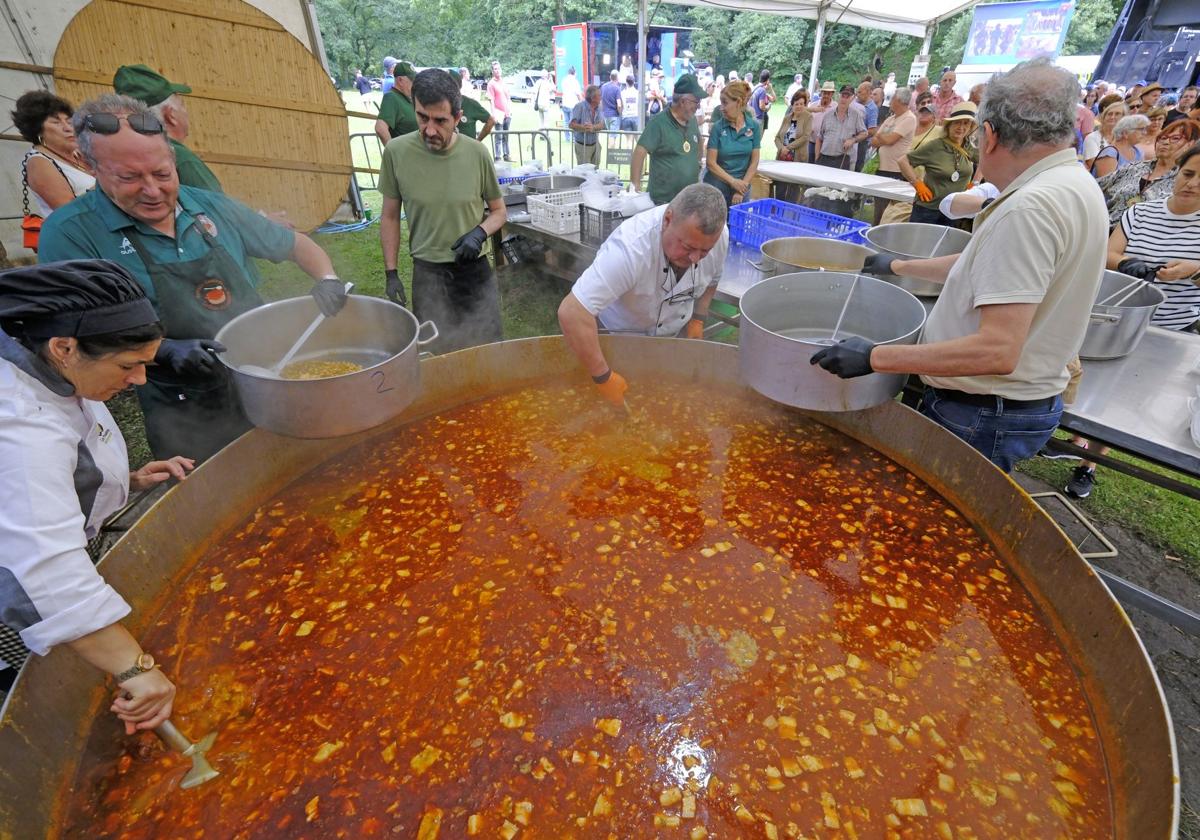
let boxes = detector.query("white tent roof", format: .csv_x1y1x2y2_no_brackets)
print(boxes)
661,0,980,38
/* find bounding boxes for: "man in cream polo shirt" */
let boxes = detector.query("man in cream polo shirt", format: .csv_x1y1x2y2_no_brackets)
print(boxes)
812,58,1108,473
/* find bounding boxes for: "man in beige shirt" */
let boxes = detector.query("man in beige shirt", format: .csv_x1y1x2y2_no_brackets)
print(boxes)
869,86,917,224
812,58,1108,473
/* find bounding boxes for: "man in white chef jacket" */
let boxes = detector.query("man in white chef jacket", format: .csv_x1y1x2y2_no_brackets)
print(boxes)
558,183,729,407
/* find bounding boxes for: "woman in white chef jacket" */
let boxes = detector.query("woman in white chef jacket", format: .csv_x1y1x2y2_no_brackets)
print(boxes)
0,259,189,733
557,183,730,407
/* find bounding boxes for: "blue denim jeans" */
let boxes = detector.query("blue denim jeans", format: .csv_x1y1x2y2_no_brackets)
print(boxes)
918,389,1064,473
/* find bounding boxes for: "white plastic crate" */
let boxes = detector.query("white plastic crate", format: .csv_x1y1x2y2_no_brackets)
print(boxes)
528,189,584,234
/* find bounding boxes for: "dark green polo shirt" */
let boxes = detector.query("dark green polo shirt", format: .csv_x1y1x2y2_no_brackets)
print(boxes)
636,109,701,205
170,138,223,193
38,185,294,305
378,89,418,139
458,96,492,140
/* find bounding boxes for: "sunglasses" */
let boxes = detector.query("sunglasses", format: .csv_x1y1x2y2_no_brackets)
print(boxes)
81,112,165,136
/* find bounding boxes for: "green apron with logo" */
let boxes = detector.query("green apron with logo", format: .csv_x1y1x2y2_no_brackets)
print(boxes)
127,220,263,462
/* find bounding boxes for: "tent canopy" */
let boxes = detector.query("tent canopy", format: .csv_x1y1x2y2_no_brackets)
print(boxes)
661,0,980,38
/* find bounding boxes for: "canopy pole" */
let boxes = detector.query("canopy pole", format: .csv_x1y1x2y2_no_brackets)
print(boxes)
808,4,827,95
920,23,934,57
638,0,648,128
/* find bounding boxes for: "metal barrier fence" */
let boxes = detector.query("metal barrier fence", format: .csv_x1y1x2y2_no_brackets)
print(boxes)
541,128,641,184
488,129,554,169
350,132,385,193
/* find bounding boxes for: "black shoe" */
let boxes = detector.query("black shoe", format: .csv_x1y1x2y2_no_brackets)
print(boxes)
1038,445,1080,460
1065,466,1095,499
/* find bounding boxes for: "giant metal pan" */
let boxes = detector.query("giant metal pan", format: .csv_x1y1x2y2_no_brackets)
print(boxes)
0,337,1178,839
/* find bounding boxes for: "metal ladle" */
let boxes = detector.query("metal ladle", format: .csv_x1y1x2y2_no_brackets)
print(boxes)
155,720,220,789
1096,277,1148,307
816,274,861,346
239,282,354,378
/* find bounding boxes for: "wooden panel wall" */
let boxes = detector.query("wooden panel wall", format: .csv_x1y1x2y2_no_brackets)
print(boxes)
53,0,350,231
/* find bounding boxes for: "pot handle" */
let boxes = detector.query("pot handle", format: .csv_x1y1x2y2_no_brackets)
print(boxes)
745,258,766,272
416,320,440,347
1089,312,1122,325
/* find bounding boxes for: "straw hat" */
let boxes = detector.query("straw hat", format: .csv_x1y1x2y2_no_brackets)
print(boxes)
943,101,978,123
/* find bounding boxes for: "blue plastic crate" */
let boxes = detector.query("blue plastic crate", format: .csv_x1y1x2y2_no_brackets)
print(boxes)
728,198,869,248
497,172,545,186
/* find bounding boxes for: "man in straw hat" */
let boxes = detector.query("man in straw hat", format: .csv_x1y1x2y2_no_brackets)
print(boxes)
813,58,1108,474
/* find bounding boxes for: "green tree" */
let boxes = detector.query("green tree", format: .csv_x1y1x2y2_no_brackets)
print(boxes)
1062,0,1123,56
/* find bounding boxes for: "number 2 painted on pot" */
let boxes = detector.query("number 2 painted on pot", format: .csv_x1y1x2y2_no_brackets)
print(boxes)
370,371,394,394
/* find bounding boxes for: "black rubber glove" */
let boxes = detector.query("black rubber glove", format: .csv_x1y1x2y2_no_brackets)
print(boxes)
310,278,347,317
862,252,898,276
451,225,488,263
385,269,407,306
155,338,226,377
809,336,877,379
1116,258,1158,281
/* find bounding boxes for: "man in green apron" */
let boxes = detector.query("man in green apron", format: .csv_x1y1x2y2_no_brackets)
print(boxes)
39,94,348,462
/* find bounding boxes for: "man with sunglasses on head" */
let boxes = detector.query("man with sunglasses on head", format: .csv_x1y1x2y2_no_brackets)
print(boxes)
557,183,728,408
379,69,506,354
38,94,347,462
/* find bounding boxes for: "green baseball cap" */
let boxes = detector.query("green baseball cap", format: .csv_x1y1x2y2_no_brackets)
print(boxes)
113,64,191,106
394,61,416,80
672,73,704,99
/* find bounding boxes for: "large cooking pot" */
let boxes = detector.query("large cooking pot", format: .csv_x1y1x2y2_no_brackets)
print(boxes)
523,174,586,194
0,338,1178,839
749,235,873,277
865,222,973,298
214,295,437,438
739,271,927,411
1080,269,1168,361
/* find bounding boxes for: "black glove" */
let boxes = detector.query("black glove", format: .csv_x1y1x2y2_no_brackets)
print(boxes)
385,269,407,306
809,336,877,379
451,225,488,263
1116,258,1158,281
310,278,347,317
155,338,226,377
862,252,898,276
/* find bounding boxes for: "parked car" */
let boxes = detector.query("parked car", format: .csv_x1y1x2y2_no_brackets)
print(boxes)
505,71,547,102
368,77,382,90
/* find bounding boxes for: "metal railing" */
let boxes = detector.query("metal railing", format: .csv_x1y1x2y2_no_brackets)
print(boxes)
349,131,385,193
488,129,554,169
541,128,642,184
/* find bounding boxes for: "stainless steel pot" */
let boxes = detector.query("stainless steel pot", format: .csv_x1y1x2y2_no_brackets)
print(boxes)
1080,270,1168,361
738,271,927,411
215,295,437,438
523,174,586,194
748,236,873,277
865,222,973,298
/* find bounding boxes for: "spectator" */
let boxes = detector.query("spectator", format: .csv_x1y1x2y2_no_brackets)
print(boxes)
750,70,775,132
354,69,371,97
450,71,495,143
873,87,890,126
646,70,667,117
620,75,641,131
853,80,878,172
913,76,930,97
931,70,963,122
619,55,634,79
807,81,836,164
376,61,418,145
600,70,622,131
1139,82,1164,110
783,73,804,108
486,61,513,162
774,89,812,163
969,83,985,105
883,72,898,104
813,84,868,170
1091,114,1148,178
1166,86,1198,125
1098,119,1200,225
1137,106,1167,158
381,56,397,94
898,101,978,226
1074,98,1095,155
870,87,917,225
560,66,583,127
569,85,604,166
728,70,740,83
1081,87,1099,114
630,73,704,205
699,80,719,146
1083,100,1126,169
704,80,761,207
1106,142,1200,331
10,91,94,236
533,69,555,130
459,67,474,99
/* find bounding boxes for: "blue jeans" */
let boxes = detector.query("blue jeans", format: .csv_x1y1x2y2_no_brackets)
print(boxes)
604,116,620,131
918,389,1063,473
492,115,511,159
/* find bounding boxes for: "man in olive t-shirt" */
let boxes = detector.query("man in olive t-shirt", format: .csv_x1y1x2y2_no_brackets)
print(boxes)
376,61,418,144
379,69,507,354
630,73,704,205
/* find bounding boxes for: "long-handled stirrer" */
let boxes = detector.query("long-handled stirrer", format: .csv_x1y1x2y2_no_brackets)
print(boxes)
155,720,220,790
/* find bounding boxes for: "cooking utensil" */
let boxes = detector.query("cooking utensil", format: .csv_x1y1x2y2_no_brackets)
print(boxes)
1080,269,1167,361
864,223,972,298
738,271,927,411
216,295,438,438
0,337,1178,839
155,720,219,790
747,236,873,277
239,282,354,378
522,175,586,195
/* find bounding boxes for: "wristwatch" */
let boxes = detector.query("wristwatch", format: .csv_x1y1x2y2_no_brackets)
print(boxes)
114,652,156,684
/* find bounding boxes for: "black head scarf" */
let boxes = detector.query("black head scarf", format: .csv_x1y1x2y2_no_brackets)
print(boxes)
0,259,158,340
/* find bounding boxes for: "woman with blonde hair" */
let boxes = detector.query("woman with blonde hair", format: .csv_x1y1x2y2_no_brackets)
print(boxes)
1082,99,1125,169
703,80,761,207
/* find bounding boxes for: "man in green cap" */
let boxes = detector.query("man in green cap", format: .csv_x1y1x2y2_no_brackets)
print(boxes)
376,61,418,145
113,64,222,193
630,73,704,205
451,70,495,142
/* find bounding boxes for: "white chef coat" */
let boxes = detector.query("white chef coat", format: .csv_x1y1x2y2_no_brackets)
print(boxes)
0,334,132,658
571,204,729,335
